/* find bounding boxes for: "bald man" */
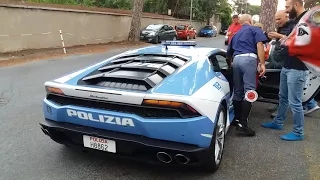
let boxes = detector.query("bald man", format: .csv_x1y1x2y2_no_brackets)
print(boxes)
268,10,291,40
275,10,289,29
227,14,267,136
267,10,293,116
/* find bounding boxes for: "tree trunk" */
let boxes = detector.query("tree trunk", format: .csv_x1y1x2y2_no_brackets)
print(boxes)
259,0,278,33
128,0,144,43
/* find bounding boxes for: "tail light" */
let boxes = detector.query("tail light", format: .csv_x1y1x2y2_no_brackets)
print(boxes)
142,99,201,118
45,86,65,95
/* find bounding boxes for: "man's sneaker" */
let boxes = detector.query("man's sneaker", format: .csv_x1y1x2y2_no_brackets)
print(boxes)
304,105,320,115
236,123,256,136
261,122,284,130
280,132,304,141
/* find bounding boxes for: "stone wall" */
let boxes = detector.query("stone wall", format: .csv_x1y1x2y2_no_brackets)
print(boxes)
0,4,220,52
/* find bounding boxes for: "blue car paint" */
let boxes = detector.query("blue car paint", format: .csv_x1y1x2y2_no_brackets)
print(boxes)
43,99,216,148
200,29,217,36
215,72,229,82
151,56,215,96
219,92,235,125
63,46,222,96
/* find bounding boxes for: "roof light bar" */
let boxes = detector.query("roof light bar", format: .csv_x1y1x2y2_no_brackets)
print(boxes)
161,41,197,46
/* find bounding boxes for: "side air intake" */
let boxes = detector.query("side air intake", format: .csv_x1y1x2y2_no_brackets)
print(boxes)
78,54,189,91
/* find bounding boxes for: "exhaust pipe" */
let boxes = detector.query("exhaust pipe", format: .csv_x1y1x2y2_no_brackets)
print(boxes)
174,154,190,164
156,152,172,164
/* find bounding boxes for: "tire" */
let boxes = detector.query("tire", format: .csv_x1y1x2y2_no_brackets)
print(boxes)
194,34,196,39
153,36,159,44
201,105,227,173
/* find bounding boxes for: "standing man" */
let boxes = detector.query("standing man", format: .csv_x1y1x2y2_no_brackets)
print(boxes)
227,14,267,136
267,10,293,116
226,15,242,44
267,10,320,117
261,0,309,141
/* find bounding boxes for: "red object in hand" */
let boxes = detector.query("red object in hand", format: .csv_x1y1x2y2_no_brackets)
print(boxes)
264,43,272,60
284,6,320,76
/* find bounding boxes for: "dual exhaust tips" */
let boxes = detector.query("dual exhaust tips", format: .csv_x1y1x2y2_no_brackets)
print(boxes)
156,152,190,164
42,127,190,165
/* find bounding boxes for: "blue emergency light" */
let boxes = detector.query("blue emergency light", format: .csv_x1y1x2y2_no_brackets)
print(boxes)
161,41,197,46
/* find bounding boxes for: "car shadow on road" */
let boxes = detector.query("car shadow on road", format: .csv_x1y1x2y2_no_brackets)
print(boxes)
56,144,217,179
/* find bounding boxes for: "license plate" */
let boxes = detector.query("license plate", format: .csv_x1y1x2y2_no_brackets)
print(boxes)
83,135,116,153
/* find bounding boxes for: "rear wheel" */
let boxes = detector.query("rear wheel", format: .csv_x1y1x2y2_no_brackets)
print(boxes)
201,105,226,172
153,36,159,44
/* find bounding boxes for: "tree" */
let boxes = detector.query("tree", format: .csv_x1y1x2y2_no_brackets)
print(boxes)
247,5,261,15
144,0,168,14
203,0,223,24
95,0,132,9
217,1,233,26
304,0,320,10
259,0,278,33
128,0,144,43
231,0,260,15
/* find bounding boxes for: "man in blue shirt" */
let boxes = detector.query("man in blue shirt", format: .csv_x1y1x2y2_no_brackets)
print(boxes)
227,14,267,136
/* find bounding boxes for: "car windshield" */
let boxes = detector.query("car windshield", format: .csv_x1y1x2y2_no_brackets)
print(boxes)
203,26,213,30
146,24,163,30
176,25,186,30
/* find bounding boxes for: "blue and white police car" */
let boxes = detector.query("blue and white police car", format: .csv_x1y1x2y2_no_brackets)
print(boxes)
40,41,233,172
39,40,320,172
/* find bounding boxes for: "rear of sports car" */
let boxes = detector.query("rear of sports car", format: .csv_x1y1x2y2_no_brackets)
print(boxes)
40,51,225,170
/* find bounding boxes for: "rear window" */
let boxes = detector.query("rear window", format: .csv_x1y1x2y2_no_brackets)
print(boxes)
146,24,163,30
204,26,213,30
176,25,186,30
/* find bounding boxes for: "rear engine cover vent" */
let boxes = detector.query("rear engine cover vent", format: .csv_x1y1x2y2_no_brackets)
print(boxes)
78,54,188,91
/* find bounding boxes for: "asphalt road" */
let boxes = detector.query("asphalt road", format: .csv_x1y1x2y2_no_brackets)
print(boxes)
0,35,319,180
